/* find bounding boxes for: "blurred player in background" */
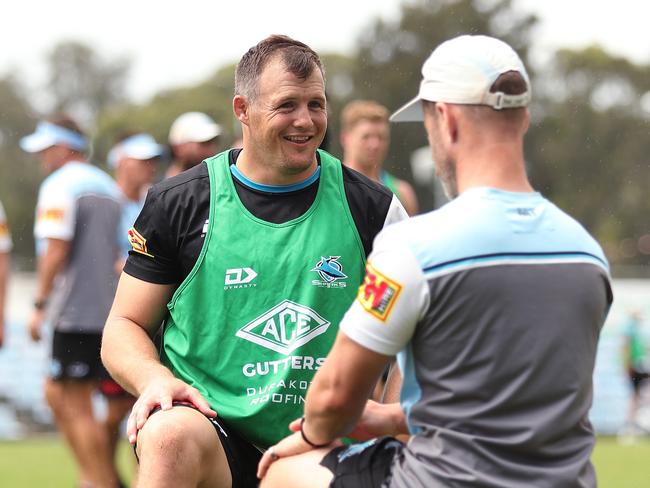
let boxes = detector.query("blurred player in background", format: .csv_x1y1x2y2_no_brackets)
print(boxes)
21,114,122,488
0,199,11,348
166,112,222,178
619,310,649,440
340,100,418,215
106,131,166,485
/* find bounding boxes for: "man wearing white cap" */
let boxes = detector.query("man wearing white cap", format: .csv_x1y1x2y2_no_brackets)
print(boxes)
166,111,222,178
0,199,11,348
104,132,165,483
109,132,165,268
258,35,612,488
21,114,122,488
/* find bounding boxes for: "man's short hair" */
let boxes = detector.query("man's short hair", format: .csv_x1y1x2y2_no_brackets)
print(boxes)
340,100,389,133
489,71,528,97
46,114,85,138
235,35,325,101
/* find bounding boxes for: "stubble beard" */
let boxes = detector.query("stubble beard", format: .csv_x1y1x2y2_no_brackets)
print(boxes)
432,143,458,200
438,156,458,200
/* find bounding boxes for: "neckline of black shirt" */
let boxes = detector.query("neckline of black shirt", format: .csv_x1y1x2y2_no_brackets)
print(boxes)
228,148,320,224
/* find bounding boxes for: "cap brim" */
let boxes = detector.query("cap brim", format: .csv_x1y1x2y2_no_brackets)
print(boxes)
390,96,424,123
19,132,56,153
192,125,222,143
127,144,165,160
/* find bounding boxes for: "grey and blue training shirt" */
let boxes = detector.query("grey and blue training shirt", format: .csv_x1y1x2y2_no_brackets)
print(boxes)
341,187,612,488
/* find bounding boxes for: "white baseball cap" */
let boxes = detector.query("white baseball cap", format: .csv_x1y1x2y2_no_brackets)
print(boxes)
20,121,88,153
168,112,222,145
107,133,165,168
390,35,531,123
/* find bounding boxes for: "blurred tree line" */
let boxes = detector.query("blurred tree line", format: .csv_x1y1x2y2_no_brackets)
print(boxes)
1,0,649,272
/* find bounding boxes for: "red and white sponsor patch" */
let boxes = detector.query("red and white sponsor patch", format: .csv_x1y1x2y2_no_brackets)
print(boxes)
127,227,154,258
357,262,402,322
37,207,65,223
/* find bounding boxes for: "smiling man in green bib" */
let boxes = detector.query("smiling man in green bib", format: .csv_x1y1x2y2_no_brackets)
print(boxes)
101,35,407,488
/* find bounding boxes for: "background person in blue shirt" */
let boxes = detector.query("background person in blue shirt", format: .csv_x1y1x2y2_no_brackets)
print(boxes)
21,114,122,488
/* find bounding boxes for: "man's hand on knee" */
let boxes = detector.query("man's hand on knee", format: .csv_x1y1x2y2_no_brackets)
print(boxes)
127,375,216,444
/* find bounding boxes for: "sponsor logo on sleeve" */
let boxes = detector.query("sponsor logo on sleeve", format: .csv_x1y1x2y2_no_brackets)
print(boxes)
357,262,402,322
37,207,65,223
127,227,154,258
0,222,9,237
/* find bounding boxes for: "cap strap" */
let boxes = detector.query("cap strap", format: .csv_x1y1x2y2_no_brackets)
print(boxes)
483,91,530,110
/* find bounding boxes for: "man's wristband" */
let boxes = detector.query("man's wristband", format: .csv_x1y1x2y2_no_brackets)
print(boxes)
33,298,48,311
300,417,330,448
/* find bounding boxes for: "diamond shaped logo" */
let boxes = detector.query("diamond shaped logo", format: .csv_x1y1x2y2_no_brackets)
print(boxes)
235,300,331,355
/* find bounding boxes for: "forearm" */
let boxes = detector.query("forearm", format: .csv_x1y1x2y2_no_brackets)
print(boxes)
376,402,409,435
301,334,392,445
36,239,69,302
303,377,370,444
101,315,173,396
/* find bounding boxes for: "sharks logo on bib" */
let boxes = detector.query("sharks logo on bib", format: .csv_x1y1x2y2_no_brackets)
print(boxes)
311,256,348,288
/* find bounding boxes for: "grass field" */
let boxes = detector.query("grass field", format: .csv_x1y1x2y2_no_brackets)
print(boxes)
0,435,649,487
0,436,136,487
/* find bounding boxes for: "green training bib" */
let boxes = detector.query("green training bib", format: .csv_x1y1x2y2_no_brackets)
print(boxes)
161,150,365,448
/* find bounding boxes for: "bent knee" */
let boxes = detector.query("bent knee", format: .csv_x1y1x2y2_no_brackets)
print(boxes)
137,411,191,453
136,407,218,464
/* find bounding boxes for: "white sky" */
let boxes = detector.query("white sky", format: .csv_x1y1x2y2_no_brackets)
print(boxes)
1,0,647,105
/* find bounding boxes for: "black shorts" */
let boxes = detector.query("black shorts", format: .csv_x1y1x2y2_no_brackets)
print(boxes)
320,436,404,488
629,369,650,393
50,330,106,381
144,401,262,488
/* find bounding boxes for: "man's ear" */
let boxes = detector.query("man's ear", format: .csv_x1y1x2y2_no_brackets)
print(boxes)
233,95,249,126
438,102,459,144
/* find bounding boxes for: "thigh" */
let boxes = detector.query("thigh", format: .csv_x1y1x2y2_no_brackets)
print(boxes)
137,403,263,488
261,448,334,488
106,395,135,424
136,406,232,488
45,378,96,422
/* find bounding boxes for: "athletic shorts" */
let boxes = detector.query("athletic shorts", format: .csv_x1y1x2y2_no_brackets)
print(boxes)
629,368,650,393
50,330,106,382
98,376,132,398
144,401,263,488
320,436,404,488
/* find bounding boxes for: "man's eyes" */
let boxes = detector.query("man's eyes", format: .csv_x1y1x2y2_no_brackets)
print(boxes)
276,101,325,111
